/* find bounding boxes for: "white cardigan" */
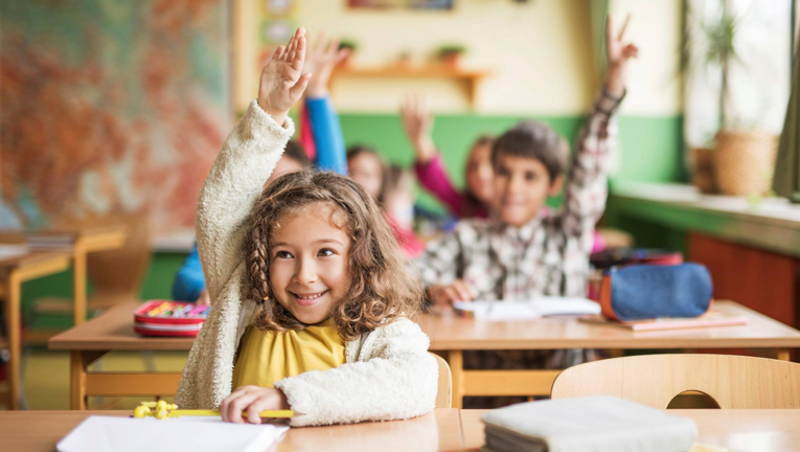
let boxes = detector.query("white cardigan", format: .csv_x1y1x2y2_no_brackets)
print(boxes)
174,101,438,427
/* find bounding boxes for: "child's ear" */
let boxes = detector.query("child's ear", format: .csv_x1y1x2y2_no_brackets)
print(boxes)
547,175,564,196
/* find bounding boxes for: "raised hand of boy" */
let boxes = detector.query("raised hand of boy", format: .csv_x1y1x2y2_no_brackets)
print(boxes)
258,27,312,126
400,94,437,163
605,14,638,98
303,32,349,98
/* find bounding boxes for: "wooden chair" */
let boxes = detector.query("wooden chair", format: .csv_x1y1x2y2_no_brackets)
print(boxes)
432,353,452,408
550,354,800,409
33,214,151,315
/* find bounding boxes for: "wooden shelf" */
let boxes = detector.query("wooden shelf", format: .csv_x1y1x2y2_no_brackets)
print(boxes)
331,65,491,108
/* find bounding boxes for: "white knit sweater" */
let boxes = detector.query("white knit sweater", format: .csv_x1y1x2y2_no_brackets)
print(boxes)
174,101,438,427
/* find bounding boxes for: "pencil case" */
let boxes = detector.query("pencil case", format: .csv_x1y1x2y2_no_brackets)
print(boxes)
133,300,210,337
599,263,713,321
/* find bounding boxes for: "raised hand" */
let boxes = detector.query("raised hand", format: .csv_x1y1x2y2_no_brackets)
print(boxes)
304,32,350,98
258,27,312,126
400,94,436,163
605,14,639,97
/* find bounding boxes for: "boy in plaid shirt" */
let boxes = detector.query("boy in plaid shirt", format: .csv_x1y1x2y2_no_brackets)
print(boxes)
415,16,637,309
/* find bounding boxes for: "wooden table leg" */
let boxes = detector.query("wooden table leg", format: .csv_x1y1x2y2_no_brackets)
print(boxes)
70,350,108,410
774,349,791,361
5,271,21,410
72,241,87,326
70,351,87,410
447,350,463,409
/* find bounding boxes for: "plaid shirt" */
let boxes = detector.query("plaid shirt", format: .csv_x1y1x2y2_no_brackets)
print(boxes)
414,89,623,299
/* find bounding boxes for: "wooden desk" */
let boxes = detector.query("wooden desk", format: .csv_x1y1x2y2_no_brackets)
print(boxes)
461,409,800,451
0,251,72,410
4,408,800,451
49,300,192,410
0,408,464,452
0,225,128,327
50,299,800,411
418,301,800,408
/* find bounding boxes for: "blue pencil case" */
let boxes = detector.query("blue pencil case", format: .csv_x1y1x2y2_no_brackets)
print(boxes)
599,263,713,321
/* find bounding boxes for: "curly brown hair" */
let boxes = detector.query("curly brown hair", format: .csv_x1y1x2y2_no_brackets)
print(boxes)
245,169,423,341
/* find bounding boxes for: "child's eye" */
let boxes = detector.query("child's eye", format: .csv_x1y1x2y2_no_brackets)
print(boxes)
275,251,293,259
497,168,510,177
318,248,335,257
525,171,537,181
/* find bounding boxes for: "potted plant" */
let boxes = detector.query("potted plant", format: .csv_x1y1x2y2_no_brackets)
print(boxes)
684,2,779,196
436,44,466,70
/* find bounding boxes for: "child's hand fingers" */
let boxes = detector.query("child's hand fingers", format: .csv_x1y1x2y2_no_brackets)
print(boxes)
336,48,350,64
451,281,473,302
617,14,631,42
227,391,261,424
270,46,285,64
443,286,461,304
220,386,249,422
284,31,298,62
244,396,276,424
289,72,312,100
326,37,339,58
292,32,307,72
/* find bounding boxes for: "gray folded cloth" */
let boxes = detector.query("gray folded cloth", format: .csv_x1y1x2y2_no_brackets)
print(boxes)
481,396,697,452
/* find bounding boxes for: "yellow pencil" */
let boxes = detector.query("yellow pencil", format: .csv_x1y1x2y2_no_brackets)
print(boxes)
133,401,295,419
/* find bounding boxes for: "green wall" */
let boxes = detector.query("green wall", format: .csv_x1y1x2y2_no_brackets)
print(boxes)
21,113,686,329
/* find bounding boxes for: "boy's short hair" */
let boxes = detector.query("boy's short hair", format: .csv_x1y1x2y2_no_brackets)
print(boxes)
491,120,569,184
284,140,312,168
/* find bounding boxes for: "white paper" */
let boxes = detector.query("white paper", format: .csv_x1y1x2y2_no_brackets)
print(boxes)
57,416,289,452
453,297,600,321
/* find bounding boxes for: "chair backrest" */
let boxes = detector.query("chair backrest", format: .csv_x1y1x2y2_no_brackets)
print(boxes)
432,353,452,408
85,214,151,304
551,354,800,409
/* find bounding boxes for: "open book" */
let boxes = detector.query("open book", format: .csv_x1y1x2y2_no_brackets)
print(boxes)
453,297,601,321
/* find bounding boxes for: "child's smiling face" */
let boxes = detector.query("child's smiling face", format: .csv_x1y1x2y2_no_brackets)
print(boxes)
493,153,562,227
269,203,351,324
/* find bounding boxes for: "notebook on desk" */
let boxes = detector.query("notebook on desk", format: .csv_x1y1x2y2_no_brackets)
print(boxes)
480,396,697,452
57,416,288,452
578,311,748,331
453,297,601,321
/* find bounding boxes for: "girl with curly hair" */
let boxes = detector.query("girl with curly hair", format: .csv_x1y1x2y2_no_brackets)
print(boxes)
175,28,437,427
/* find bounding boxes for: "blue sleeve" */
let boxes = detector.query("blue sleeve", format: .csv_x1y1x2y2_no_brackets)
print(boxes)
306,96,347,175
171,242,206,302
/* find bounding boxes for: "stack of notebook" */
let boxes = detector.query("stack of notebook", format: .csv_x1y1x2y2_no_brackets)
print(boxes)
481,396,697,452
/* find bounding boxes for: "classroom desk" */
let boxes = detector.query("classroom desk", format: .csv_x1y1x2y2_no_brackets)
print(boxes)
0,225,128,328
0,251,72,410
417,301,800,408
461,409,800,451
0,408,464,452
50,300,800,411
3,408,800,452
49,300,193,410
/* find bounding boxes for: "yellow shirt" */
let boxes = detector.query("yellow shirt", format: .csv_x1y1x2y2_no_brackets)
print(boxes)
231,318,346,389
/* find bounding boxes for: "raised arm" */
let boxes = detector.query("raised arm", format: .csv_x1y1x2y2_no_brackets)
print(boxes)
195,28,311,300
401,95,470,216
304,32,348,175
560,15,636,241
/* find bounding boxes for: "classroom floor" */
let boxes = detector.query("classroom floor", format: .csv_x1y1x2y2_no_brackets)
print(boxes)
3,349,188,410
